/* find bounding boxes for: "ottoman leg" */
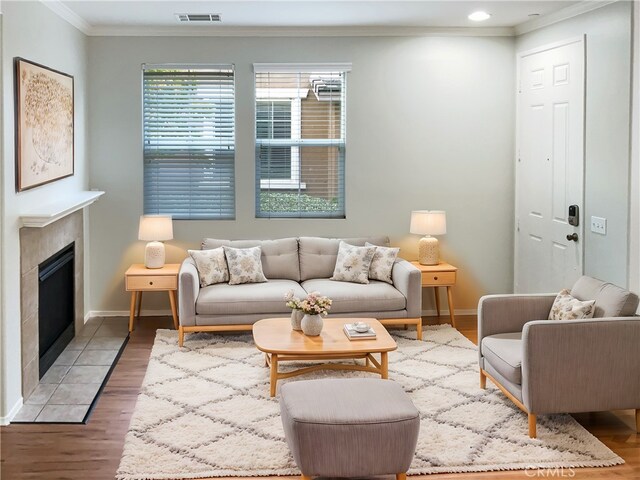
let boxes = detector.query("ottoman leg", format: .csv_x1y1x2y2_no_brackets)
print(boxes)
396,473,407,480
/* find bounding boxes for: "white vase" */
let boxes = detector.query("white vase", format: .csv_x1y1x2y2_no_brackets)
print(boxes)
301,314,323,336
290,310,304,331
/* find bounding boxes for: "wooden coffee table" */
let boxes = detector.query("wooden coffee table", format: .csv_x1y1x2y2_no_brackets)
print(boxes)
253,317,397,396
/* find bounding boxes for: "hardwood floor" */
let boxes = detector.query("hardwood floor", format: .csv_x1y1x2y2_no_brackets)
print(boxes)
1,315,638,480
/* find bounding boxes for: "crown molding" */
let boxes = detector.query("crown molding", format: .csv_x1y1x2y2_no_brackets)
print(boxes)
40,0,92,34
514,0,618,36
88,25,515,37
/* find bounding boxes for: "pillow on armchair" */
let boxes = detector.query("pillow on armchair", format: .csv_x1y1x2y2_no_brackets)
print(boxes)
548,289,595,320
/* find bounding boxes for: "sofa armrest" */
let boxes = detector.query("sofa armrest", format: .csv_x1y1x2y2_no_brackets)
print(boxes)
178,258,199,327
521,317,640,414
391,259,421,317
478,294,556,349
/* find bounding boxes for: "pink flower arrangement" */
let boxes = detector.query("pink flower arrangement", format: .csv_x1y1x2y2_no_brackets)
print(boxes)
299,291,332,316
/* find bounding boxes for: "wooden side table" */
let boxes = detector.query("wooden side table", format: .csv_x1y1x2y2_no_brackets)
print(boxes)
125,263,180,332
411,261,458,328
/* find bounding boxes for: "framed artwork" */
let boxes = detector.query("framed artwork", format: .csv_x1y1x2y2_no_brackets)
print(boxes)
15,58,74,192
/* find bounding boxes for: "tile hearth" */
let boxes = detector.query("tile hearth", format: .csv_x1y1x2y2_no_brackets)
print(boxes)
13,317,128,423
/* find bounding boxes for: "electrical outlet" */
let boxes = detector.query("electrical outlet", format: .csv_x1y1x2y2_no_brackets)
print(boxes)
591,216,606,235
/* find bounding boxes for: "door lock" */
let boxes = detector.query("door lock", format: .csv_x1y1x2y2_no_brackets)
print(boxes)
566,233,578,242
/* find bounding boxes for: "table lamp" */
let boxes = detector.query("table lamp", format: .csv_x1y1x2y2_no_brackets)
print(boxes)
410,210,446,265
138,215,173,269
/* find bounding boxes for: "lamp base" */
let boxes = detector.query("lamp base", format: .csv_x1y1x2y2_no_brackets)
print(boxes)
418,236,439,265
145,241,165,269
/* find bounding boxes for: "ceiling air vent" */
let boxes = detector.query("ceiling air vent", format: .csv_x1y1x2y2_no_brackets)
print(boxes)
175,13,222,23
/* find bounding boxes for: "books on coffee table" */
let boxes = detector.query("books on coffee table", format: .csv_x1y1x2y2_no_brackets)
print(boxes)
343,323,377,340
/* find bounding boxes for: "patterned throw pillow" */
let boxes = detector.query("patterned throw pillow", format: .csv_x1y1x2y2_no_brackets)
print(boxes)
365,242,399,284
330,241,377,284
223,246,268,285
188,247,229,287
548,289,596,320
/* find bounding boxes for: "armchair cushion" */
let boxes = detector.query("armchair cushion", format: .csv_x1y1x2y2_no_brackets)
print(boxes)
571,275,639,317
481,332,523,384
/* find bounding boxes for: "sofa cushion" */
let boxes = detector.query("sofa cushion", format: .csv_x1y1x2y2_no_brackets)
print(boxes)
223,246,268,285
481,332,522,385
366,242,399,284
330,242,376,284
188,247,229,287
300,278,405,314
571,275,639,318
202,237,300,281
299,236,390,281
196,279,306,315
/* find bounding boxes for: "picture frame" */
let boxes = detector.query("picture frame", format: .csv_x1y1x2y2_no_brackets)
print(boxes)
14,57,74,192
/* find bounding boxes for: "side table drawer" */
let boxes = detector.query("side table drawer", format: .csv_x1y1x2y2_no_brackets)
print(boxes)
127,275,177,291
421,271,456,286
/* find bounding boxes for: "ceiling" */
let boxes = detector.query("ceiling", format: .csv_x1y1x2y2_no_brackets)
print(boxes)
55,0,582,31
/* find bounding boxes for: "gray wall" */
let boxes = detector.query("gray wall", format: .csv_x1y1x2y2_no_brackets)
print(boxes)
87,35,516,313
0,1,89,420
517,1,633,287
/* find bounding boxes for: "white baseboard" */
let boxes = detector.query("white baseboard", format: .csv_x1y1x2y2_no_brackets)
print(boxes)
0,397,24,425
421,308,477,317
88,309,172,318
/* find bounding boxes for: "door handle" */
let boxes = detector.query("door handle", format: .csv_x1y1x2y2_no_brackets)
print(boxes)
566,233,578,242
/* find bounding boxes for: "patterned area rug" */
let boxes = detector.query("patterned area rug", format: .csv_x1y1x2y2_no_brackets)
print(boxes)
117,325,623,480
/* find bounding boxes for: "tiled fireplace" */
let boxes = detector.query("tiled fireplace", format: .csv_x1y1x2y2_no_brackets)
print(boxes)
20,210,84,399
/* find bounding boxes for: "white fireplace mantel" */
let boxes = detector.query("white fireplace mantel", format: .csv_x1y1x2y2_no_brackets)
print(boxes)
20,191,105,227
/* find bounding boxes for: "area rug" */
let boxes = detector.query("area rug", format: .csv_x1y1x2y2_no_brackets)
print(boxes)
117,325,623,479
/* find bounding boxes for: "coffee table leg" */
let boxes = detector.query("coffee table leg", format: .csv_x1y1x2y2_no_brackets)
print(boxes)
381,352,389,379
270,353,278,397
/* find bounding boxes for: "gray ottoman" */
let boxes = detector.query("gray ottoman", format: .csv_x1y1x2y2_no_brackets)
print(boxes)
279,378,420,480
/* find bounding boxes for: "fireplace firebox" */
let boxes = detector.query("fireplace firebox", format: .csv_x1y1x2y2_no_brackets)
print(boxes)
38,243,75,378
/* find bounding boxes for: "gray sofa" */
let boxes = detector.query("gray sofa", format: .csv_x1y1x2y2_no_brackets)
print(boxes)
478,275,640,438
178,236,422,346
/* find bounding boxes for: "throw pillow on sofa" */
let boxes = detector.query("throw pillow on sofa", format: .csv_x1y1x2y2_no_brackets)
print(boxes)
223,246,268,285
330,241,376,284
366,242,399,284
188,247,229,287
548,289,596,320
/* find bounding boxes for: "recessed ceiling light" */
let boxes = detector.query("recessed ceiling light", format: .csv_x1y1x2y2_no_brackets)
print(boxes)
468,11,491,22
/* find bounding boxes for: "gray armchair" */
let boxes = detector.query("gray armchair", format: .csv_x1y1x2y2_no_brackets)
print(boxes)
478,276,639,438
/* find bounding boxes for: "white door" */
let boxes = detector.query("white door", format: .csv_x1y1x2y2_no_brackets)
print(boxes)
515,37,585,293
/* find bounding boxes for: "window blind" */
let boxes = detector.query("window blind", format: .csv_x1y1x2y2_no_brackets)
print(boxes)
254,63,350,218
143,65,235,220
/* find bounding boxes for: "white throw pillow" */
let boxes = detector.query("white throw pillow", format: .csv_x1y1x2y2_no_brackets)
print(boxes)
188,247,229,287
223,246,268,285
330,241,377,284
548,289,596,320
366,242,399,284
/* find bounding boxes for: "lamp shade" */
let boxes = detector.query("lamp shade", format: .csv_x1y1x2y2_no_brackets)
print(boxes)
410,210,447,236
138,215,173,241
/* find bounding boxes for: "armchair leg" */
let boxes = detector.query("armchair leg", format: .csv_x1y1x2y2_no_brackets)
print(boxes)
528,413,537,438
301,476,312,480
480,369,487,389
396,473,407,480
635,409,639,433
178,326,184,347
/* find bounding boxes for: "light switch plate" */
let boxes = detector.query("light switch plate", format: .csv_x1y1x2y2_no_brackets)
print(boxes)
591,216,606,235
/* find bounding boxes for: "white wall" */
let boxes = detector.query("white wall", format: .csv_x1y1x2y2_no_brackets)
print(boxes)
517,1,633,287
87,35,516,314
629,1,639,303
0,1,88,422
